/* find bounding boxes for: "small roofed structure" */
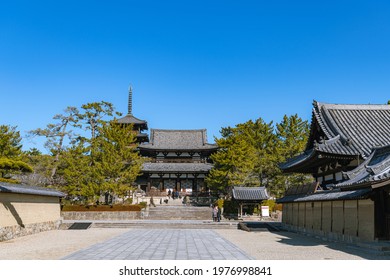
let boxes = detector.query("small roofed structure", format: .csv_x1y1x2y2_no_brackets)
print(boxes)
232,186,269,218
0,182,65,241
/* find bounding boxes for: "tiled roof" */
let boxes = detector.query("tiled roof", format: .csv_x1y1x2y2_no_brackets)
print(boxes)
232,187,269,201
142,162,213,173
117,114,148,126
276,188,372,203
139,129,217,150
335,145,390,188
0,183,65,197
281,101,390,171
284,182,322,196
311,102,390,158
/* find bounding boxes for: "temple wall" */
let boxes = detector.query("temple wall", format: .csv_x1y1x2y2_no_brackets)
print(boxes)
358,200,375,241
298,203,305,227
312,202,322,231
281,199,375,242
0,193,62,241
321,201,332,233
344,200,358,237
292,203,299,226
332,201,344,235
305,202,313,230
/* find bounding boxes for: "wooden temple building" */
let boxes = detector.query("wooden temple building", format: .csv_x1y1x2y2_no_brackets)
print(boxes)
118,87,218,196
137,129,218,195
278,101,390,242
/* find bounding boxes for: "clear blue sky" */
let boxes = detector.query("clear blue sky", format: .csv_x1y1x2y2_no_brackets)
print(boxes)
1,0,390,152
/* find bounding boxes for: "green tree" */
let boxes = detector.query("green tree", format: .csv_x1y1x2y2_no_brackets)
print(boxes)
0,125,32,182
77,101,120,140
60,119,142,204
28,106,79,181
93,121,143,202
61,141,101,203
0,125,22,158
273,114,311,197
206,130,256,192
0,158,33,180
207,114,310,198
206,118,276,192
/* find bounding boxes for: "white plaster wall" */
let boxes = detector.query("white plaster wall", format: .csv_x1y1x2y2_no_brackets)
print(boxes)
0,193,61,227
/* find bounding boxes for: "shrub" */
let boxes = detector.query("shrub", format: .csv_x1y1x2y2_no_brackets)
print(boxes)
222,200,239,214
261,199,276,212
0,178,20,184
61,204,142,212
139,202,147,209
216,198,224,209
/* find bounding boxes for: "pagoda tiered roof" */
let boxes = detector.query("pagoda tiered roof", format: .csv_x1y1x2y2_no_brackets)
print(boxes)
117,114,148,127
280,101,390,173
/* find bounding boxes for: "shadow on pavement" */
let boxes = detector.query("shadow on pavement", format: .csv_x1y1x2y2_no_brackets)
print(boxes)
239,221,390,260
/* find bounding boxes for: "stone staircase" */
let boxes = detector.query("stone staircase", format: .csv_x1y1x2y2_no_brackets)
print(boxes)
145,205,212,220
61,203,239,230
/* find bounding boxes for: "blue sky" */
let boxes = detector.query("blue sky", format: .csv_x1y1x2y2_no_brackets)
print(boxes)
1,1,390,152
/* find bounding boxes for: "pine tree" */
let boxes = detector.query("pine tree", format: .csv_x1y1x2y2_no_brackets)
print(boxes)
0,125,32,182
28,106,79,181
273,114,311,197
93,121,143,203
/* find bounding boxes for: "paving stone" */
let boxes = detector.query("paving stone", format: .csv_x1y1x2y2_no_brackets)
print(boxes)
62,229,253,260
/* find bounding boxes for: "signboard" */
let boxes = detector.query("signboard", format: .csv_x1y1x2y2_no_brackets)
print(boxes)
261,205,270,217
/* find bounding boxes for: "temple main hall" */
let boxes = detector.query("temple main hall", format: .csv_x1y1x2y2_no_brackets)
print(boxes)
117,87,218,196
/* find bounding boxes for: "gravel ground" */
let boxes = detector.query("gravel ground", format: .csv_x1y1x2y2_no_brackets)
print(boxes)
0,228,129,260
0,227,389,260
215,229,390,260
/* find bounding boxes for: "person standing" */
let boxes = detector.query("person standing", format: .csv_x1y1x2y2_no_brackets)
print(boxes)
213,205,218,222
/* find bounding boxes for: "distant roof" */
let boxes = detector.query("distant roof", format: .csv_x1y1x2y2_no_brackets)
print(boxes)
142,162,213,173
281,101,390,172
232,186,269,201
0,183,65,197
335,145,390,189
276,188,372,203
139,129,217,150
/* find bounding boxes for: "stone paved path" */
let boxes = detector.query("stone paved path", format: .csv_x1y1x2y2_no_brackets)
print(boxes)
62,229,253,260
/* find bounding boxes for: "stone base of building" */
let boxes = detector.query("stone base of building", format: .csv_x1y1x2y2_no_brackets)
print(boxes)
0,220,62,242
61,211,144,221
281,224,374,244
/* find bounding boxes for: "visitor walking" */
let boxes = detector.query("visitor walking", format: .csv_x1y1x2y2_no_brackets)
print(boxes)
150,196,156,207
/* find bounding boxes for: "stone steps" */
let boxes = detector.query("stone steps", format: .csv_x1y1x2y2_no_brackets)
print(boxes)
145,205,213,220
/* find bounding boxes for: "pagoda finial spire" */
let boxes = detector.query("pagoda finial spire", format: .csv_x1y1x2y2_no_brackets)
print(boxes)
128,84,133,115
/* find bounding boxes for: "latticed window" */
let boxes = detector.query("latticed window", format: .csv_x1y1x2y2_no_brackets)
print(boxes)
164,179,176,189
182,180,193,190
